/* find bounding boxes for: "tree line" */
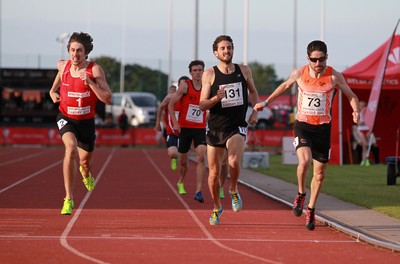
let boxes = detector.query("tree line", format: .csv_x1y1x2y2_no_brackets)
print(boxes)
92,56,285,100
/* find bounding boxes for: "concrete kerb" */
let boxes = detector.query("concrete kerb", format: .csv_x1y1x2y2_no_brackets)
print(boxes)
238,169,400,253
189,155,400,252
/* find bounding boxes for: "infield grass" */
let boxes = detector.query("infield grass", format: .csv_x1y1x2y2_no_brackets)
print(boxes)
255,154,400,219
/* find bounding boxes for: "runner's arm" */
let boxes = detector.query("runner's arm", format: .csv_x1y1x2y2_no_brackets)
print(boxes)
333,69,360,124
254,68,299,111
199,68,223,111
49,60,66,104
86,64,112,105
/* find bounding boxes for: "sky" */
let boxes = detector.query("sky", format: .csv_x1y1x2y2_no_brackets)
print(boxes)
1,0,400,83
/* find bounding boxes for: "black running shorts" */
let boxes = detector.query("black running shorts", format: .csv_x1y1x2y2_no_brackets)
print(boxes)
56,113,96,152
166,134,179,148
178,128,206,153
206,126,246,148
293,121,331,163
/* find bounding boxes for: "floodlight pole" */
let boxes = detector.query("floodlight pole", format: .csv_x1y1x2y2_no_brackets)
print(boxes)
320,0,325,41
193,0,199,60
243,0,249,65
56,33,70,60
290,0,298,108
168,0,173,85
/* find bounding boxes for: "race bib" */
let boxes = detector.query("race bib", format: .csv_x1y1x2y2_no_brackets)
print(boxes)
66,91,91,115
186,104,203,123
57,118,68,130
238,126,247,136
300,91,327,115
220,82,244,108
67,106,91,115
67,91,90,98
293,136,299,148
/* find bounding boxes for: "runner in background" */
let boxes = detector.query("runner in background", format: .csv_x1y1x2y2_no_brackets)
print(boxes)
219,150,228,199
168,61,207,203
154,76,189,171
357,101,372,166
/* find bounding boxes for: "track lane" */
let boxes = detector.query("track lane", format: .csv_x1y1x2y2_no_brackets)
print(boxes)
0,147,398,263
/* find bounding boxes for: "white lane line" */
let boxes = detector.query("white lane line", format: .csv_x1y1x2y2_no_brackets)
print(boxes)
59,148,115,264
0,160,62,194
0,234,358,243
143,149,282,264
0,149,54,167
237,179,400,253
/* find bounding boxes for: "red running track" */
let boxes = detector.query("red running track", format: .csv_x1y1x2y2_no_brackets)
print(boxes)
0,147,398,264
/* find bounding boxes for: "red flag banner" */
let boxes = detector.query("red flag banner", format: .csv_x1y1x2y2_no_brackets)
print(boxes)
364,19,400,132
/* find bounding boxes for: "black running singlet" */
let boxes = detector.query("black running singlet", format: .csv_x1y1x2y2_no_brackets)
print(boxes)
208,64,248,131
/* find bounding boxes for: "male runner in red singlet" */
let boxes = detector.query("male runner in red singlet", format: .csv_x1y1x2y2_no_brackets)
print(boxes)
254,40,360,230
200,35,259,225
49,32,112,215
154,76,189,171
168,61,207,203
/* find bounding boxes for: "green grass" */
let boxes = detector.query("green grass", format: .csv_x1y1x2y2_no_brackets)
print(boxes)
255,154,400,219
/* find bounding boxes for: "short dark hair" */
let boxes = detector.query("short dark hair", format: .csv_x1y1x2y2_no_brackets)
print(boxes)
188,60,205,71
212,35,234,52
178,75,189,84
67,32,94,55
307,40,327,56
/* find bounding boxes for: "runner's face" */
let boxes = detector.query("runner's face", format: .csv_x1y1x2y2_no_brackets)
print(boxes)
69,42,87,66
308,51,327,74
190,65,204,81
214,40,234,63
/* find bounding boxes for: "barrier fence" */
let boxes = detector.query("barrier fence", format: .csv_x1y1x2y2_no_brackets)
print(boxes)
0,127,293,148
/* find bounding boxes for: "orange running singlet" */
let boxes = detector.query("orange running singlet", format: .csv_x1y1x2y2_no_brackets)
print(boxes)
296,66,336,125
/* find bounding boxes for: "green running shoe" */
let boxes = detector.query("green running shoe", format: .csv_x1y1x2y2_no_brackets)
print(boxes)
61,199,74,215
219,187,225,199
80,166,95,191
177,182,186,195
171,158,177,171
360,159,371,166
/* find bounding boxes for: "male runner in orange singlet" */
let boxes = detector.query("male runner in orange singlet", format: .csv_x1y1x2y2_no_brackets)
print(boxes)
254,40,360,230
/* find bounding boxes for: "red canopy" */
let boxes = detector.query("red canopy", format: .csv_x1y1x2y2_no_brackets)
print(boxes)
343,35,400,90
330,34,400,165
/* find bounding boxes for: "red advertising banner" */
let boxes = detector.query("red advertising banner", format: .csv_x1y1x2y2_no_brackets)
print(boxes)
131,128,158,145
95,129,133,146
1,127,292,148
247,129,293,148
1,127,54,145
0,127,159,146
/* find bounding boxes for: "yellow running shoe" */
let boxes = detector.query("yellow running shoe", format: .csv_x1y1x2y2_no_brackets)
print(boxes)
230,191,242,212
61,199,74,215
209,209,222,225
177,182,186,195
80,166,95,191
171,158,177,171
